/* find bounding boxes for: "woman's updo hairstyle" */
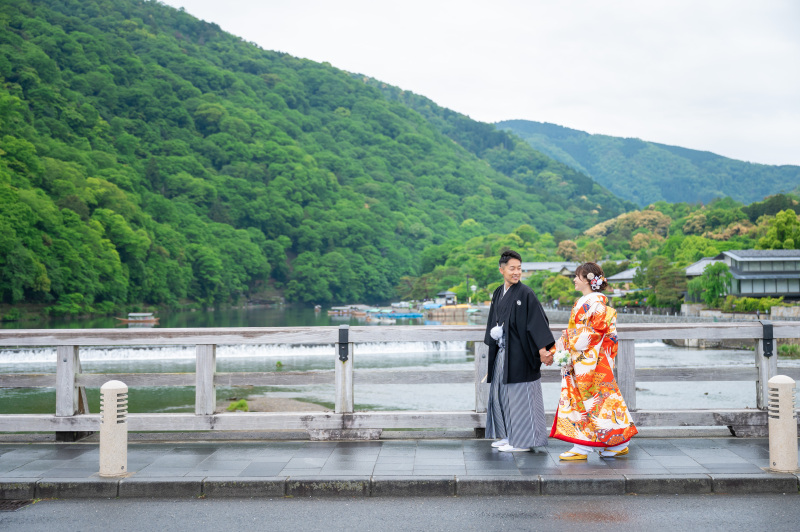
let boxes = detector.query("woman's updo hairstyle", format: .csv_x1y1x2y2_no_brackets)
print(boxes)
575,262,608,292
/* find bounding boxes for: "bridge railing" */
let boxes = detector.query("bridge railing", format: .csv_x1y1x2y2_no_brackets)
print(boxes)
0,322,799,436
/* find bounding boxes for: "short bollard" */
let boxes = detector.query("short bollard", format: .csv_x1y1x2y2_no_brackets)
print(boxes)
99,380,128,477
767,375,798,473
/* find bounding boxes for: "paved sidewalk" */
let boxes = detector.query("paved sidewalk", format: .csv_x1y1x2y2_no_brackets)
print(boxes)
1,437,798,498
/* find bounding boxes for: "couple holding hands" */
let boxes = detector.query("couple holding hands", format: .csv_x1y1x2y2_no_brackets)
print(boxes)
483,250,637,460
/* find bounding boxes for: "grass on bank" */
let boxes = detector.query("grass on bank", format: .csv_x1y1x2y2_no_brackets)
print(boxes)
778,343,800,359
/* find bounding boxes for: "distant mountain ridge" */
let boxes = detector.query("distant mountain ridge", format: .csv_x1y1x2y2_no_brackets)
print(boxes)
498,120,800,207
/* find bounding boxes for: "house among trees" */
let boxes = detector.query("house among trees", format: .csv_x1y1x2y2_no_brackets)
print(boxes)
520,262,580,280
435,291,458,306
685,257,724,279
606,267,639,285
719,250,800,299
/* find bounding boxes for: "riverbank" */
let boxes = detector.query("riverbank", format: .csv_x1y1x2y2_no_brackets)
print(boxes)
217,396,330,414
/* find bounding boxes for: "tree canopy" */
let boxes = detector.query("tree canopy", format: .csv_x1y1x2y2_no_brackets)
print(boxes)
0,0,631,310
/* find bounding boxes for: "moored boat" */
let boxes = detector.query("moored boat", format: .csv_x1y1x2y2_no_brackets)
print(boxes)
115,312,159,324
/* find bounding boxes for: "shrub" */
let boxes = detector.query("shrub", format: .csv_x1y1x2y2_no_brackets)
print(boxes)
226,399,249,412
720,295,783,313
1,309,21,322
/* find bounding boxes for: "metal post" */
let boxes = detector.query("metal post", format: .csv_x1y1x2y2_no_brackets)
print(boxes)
335,325,353,413
99,380,128,477
767,375,798,472
756,320,778,410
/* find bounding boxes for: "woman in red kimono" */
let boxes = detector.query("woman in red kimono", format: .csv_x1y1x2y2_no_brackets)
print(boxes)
550,262,637,460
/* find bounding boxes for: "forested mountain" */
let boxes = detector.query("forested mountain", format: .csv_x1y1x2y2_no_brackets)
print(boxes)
0,0,632,311
498,120,800,207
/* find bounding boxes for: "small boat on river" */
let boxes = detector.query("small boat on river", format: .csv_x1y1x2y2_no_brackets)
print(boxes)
115,312,159,325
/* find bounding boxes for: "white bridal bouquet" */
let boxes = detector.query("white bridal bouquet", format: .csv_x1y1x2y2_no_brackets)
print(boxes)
553,349,571,368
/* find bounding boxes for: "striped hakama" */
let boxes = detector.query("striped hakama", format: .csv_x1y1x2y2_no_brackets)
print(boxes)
485,335,548,449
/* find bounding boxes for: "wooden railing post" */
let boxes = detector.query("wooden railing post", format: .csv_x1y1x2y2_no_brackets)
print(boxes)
616,339,637,411
473,341,489,438
335,325,353,414
474,342,489,413
56,345,79,417
55,345,91,441
195,345,216,415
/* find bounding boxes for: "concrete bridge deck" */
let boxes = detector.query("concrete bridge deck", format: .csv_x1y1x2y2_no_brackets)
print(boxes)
1,435,798,498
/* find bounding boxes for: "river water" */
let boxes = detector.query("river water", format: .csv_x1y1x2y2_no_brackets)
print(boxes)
1,306,798,415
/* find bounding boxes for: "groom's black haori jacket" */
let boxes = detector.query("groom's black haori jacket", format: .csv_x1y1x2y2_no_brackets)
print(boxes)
484,282,556,384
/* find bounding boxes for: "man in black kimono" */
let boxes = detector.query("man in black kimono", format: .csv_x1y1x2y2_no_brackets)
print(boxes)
484,250,555,452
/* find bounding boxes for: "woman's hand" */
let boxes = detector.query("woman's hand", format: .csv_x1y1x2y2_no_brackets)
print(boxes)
539,347,554,366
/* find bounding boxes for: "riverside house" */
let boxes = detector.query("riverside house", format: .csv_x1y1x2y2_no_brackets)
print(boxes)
720,249,800,299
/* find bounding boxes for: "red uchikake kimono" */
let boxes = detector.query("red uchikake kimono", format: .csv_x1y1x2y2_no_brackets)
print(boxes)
550,292,638,447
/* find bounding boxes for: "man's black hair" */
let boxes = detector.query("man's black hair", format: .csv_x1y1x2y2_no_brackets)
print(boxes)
499,249,522,266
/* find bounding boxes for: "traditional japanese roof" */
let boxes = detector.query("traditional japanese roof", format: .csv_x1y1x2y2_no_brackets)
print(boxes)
520,262,580,273
722,249,800,261
685,258,723,277
606,267,639,283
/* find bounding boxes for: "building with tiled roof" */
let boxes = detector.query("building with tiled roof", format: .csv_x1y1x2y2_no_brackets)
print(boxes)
719,249,800,298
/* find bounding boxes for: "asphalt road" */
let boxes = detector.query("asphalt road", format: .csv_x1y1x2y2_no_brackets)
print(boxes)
2,494,799,531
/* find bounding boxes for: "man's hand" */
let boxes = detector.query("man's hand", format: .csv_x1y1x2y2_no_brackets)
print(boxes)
539,347,554,366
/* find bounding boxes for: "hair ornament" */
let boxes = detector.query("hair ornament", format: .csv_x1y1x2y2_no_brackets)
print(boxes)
586,272,595,280
590,275,605,291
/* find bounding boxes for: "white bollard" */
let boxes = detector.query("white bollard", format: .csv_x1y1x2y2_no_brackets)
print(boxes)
767,375,798,473
99,380,128,477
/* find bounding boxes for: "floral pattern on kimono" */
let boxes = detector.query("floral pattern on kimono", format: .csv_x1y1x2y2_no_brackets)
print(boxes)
550,292,638,447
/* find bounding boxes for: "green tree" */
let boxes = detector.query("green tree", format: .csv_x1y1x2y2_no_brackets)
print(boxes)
757,210,800,250
645,256,687,308
579,241,606,263
688,262,731,308
542,275,579,306
557,240,578,261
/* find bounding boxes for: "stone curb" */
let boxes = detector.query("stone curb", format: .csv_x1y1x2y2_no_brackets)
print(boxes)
203,477,286,498
541,475,626,496
710,473,800,494
625,474,712,494
36,478,118,499
118,477,201,498
456,476,540,496
371,476,455,497
1,474,798,499
0,480,36,499
286,476,371,497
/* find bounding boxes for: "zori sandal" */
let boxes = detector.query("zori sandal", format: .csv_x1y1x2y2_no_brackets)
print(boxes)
499,444,530,452
599,447,629,458
559,451,588,461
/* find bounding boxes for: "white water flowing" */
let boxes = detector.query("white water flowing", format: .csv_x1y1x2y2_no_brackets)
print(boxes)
0,341,468,365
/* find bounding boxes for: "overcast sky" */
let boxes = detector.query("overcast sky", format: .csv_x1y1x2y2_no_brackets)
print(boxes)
160,0,800,166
